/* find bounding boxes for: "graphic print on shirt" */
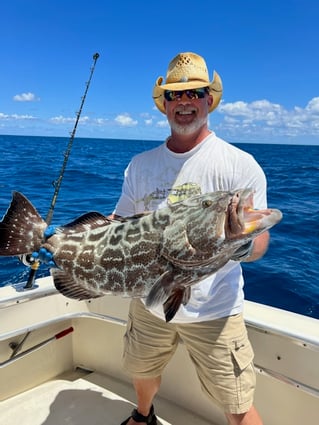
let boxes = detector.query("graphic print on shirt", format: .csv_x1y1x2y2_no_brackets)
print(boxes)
140,183,202,210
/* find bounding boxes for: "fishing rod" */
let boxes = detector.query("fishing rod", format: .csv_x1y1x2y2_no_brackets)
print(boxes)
24,52,100,289
0,327,74,368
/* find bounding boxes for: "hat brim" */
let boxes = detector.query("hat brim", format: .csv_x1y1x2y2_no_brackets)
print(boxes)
152,71,223,115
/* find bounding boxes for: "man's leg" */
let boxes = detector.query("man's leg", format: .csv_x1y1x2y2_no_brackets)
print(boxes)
124,376,161,425
121,300,178,424
178,314,260,421
225,405,263,424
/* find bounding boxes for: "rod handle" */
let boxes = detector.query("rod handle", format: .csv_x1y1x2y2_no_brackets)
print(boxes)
55,327,74,339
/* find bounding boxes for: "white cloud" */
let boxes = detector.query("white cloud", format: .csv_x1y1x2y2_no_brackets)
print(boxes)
13,92,39,102
217,97,319,138
0,112,36,120
2,96,319,142
140,112,153,126
156,119,169,128
94,118,109,125
114,113,138,127
305,97,319,113
50,115,89,124
218,99,283,121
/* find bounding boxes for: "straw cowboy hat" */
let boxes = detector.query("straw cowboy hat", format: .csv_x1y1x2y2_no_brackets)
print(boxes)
152,52,223,114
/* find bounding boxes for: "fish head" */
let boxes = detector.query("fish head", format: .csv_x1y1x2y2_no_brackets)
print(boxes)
187,189,282,248
224,188,283,240
162,189,282,268
162,191,232,264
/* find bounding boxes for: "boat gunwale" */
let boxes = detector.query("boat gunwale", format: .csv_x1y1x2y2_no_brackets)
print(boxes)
0,310,318,399
1,276,318,348
0,311,126,341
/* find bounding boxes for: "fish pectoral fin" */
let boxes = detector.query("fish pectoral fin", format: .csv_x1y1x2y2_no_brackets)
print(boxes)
182,286,191,305
52,269,101,300
146,271,192,322
163,286,191,322
145,270,174,308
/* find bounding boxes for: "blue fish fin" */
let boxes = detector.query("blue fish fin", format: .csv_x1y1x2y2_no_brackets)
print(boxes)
52,269,101,300
163,286,191,322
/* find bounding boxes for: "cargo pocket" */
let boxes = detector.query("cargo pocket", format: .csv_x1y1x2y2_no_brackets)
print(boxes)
122,314,133,357
231,337,254,377
230,337,256,406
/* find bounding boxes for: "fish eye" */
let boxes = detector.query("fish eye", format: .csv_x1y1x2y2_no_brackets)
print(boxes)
202,200,213,208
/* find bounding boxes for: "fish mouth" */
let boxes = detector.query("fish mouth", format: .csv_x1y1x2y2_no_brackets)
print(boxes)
225,189,282,239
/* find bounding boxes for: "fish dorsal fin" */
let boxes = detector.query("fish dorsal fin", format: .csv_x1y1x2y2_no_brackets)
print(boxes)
52,269,101,300
61,212,112,232
117,211,152,223
127,211,152,219
58,211,152,235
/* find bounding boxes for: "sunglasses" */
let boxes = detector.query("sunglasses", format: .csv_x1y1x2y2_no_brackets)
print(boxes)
164,87,209,102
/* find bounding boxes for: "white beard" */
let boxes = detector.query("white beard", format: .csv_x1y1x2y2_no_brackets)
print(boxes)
169,115,207,135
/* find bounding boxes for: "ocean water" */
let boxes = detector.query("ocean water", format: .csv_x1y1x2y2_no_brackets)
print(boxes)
0,134,318,319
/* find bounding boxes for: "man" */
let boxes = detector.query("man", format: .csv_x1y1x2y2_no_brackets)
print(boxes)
115,52,267,425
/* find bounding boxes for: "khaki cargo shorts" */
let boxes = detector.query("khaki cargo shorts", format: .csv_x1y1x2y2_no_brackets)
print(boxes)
123,299,256,414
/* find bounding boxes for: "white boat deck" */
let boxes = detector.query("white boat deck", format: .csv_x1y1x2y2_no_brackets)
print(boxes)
0,369,214,425
1,278,318,425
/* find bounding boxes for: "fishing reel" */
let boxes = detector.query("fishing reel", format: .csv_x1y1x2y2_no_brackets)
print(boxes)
18,249,56,268
18,254,37,267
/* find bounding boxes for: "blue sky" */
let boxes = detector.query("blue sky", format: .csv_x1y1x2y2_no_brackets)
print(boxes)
1,0,318,145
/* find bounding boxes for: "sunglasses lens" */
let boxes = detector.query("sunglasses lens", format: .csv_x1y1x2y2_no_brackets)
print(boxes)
186,88,207,99
164,88,208,101
164,91,176,101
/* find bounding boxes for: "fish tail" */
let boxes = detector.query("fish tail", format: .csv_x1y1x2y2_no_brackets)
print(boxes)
0,191,47,256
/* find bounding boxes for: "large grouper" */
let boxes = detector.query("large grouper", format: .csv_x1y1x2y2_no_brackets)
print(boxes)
0,189,282,321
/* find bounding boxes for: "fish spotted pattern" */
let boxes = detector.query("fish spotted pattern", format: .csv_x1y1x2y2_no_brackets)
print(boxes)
0,190,282,321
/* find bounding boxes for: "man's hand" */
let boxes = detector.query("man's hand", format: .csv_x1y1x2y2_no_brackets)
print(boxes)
44,225,56,238
18,224,57,268
31,247,57,267
18,247,57,268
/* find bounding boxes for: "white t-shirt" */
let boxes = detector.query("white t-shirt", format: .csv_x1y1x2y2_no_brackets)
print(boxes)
114,132,267,323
